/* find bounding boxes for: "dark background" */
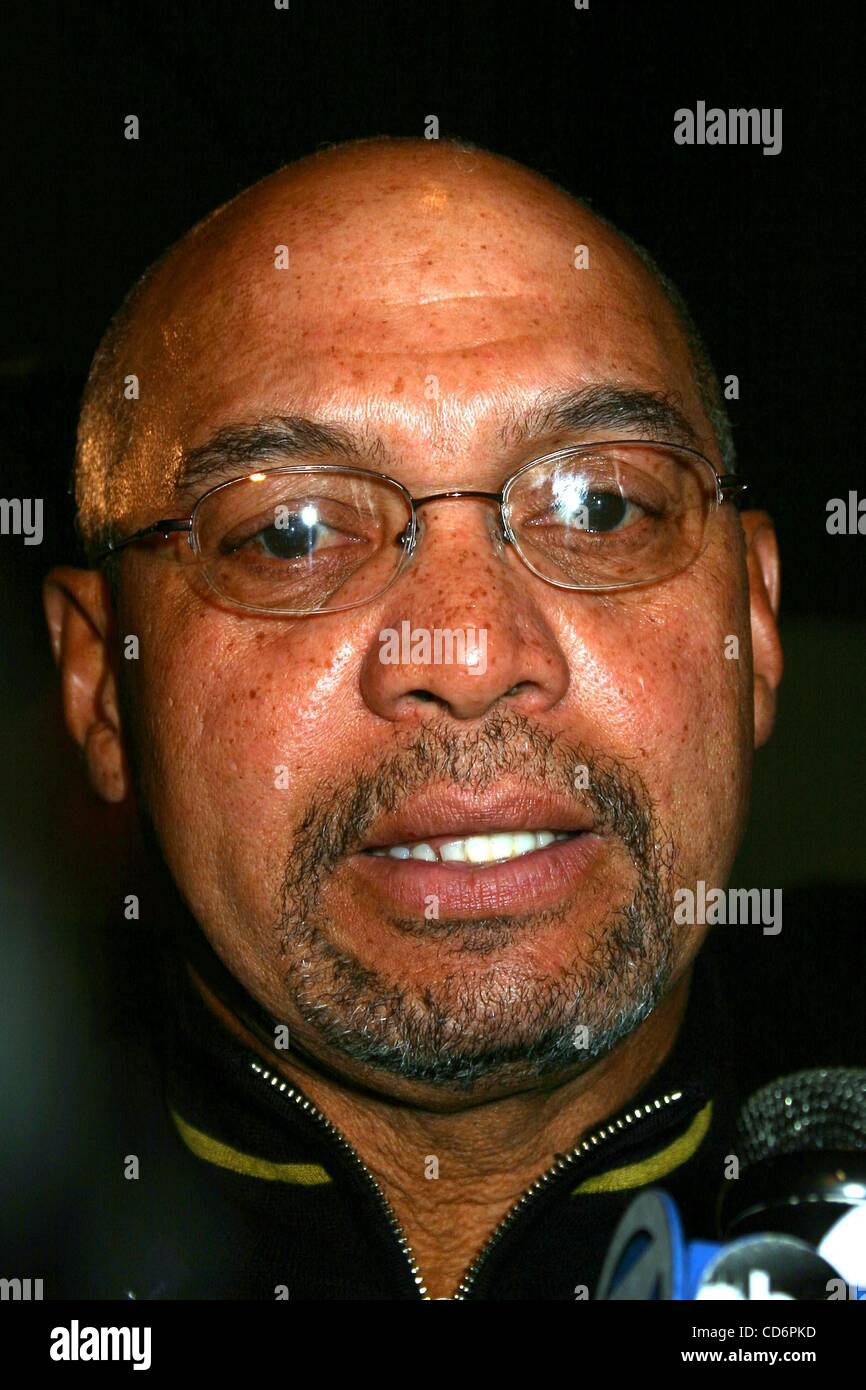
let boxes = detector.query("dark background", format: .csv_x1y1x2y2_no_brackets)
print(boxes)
1,0,863,1273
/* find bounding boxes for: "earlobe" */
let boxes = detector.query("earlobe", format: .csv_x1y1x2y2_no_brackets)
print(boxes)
83,721,128,803
43,566,130,803
740,511,784,749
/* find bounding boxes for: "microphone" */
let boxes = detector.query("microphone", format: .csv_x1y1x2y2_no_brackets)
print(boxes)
596,1068,866,1300
719,1067,866,1288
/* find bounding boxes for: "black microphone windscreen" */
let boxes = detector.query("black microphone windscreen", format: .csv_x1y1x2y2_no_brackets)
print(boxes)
734,1067,866,1170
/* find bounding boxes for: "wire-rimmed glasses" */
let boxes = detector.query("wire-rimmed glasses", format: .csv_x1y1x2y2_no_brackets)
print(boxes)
100,440,747,616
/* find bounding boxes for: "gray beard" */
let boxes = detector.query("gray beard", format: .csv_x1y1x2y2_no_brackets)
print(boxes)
275,711,677,1092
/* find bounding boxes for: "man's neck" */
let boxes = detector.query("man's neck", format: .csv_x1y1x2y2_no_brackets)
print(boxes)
189,966,692,1299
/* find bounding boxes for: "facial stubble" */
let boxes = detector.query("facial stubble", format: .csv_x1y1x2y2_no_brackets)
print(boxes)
276,712,677,1091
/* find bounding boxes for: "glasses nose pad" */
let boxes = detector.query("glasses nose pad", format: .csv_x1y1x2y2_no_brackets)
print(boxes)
394,515,419,560
486,507,512,558
392,504,510,564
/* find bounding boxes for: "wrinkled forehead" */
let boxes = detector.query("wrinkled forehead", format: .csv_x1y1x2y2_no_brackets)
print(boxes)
103,158,704,527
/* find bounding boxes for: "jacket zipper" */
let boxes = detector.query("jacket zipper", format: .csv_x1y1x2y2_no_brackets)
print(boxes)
453,1088,686,1299
249,1058,429,1297
249,1057,687,1300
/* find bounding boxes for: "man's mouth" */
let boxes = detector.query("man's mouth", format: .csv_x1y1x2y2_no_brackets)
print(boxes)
366,829,574,866
348,786,606,918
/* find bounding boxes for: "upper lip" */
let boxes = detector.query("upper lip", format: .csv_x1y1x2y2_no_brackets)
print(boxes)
356,785,597,851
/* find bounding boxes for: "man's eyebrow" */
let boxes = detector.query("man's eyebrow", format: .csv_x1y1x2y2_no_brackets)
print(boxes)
175,417,388,493
176,387,705,494
497,384,704,453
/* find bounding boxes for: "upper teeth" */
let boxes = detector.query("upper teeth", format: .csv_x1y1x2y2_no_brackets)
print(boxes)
370,830,569,865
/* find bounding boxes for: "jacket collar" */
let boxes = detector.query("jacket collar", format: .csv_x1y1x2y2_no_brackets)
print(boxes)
158,919,729,1196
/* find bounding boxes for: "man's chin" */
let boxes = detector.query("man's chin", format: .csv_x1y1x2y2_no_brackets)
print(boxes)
278,933,672,1099
311,1041,615,1111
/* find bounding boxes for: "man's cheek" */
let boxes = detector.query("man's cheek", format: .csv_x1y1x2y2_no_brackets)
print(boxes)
606,616,745,808
126,652,274,866
175,689,298,837
646,640,748,877
143,693,294,928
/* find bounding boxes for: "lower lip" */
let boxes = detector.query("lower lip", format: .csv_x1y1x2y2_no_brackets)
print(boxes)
349,833,605,917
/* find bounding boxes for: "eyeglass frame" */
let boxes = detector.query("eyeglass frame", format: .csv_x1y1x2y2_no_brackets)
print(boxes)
97,439,749,612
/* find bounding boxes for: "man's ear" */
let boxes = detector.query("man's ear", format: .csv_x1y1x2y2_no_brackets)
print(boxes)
43,566,129,803
740,511,783,748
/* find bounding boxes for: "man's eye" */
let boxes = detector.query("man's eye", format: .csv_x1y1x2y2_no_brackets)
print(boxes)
247,514,343,559
572,491,645,532
529,491,647,536
222,505,361,561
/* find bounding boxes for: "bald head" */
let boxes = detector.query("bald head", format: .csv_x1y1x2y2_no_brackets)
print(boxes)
75,135,732,562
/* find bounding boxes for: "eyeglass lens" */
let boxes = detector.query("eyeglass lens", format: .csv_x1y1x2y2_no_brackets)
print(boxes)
192,445,714,613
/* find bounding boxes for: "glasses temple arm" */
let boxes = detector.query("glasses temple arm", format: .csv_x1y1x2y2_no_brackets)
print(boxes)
97,518,192,563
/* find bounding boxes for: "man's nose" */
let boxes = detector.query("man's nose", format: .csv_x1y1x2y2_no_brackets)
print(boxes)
359,503,570,722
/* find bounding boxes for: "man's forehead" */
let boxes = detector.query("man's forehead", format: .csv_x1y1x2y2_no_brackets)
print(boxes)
100,146,707,523
141,173,687,397
141,145,665,345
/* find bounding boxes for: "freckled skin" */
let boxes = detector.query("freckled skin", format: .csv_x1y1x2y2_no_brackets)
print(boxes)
44,141,783,1295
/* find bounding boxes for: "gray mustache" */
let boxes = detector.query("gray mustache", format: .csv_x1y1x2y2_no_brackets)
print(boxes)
284,710,660,886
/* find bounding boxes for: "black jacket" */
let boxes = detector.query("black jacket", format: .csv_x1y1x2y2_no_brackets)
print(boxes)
49,888,865,1300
